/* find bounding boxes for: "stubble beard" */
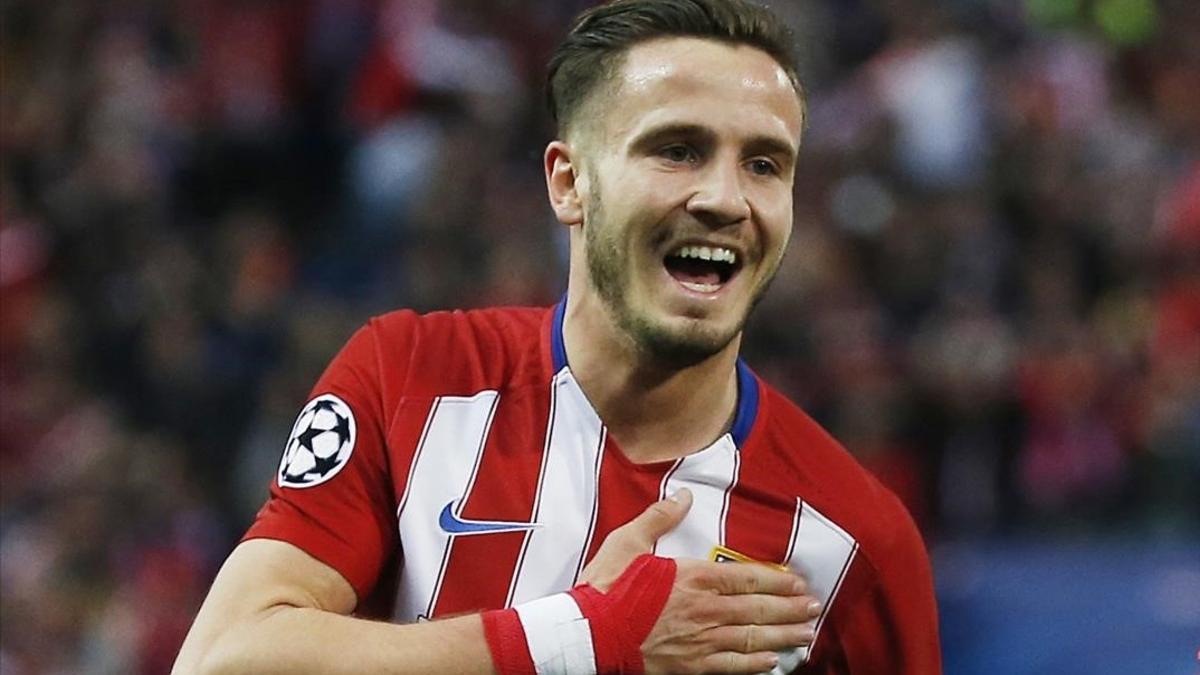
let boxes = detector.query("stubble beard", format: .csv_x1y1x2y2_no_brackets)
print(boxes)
583,186,775,369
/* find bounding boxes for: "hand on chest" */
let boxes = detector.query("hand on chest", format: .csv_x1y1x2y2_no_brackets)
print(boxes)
391,385,859,633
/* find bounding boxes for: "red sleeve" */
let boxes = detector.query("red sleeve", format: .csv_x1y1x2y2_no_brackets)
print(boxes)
825,492,942,674
243,317,412,604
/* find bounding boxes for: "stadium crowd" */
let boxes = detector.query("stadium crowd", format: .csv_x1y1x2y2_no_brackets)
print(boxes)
1,0,1197,672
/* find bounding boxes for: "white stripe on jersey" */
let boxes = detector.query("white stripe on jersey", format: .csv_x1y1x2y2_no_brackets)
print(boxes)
509,368,605,605
394,391,499,620
653,434,740,558
781,499,859,667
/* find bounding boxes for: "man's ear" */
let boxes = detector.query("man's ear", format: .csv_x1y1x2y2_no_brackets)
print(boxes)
545,140,584,226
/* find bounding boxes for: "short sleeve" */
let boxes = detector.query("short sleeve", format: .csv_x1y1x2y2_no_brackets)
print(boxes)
243,318,410,604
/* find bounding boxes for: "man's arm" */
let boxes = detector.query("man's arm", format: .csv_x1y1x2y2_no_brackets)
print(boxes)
172,538,496,674
174,491,824,675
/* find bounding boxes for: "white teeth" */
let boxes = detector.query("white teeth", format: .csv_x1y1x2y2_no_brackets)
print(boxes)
674,245,737,265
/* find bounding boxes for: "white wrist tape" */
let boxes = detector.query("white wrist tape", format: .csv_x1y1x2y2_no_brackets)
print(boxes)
513,593,598,675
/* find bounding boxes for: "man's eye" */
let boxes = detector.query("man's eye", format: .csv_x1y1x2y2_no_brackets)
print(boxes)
661,145,695,163
748,158,779,176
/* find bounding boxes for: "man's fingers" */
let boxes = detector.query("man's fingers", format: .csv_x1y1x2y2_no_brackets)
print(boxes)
620,488,693,548
685,559,807,597
697,650,783,675
704,622,817,654
707,593,823,626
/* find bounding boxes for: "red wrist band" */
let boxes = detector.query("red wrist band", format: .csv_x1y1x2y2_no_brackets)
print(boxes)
482,606,537,675
482,554,677,675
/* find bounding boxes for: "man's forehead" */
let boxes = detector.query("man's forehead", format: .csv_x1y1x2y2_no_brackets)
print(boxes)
618,37,796,99
582,37,802,149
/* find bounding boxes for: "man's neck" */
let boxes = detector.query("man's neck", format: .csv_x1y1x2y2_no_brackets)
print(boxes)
561,297,742,465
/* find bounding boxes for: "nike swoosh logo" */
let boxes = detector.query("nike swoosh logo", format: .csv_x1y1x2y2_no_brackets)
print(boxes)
438,500,542,535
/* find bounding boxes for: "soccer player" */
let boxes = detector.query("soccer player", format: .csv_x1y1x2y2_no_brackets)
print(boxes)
173,0,941,673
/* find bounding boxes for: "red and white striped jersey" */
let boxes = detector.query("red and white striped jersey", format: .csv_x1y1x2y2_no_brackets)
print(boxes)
246,303,941,673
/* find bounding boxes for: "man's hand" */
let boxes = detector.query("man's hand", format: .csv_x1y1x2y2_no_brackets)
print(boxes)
579,490,823,675
579,489,695,591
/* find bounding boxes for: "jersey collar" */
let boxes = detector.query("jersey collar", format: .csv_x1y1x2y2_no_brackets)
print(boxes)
549,298,760,448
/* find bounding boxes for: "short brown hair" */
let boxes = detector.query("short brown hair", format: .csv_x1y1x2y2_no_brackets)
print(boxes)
547,0,803,137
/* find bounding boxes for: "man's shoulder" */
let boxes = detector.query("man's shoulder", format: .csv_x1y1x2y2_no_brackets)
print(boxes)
363,305,552,394
367,304,548,336
753,382,875,494
753,382,921,557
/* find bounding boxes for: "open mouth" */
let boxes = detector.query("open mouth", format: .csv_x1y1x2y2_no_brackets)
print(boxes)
663,244,741,294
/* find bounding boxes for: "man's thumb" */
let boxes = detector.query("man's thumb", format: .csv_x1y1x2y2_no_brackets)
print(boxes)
631,488,692,543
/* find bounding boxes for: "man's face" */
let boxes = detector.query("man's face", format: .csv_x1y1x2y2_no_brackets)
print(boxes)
572,37,803,364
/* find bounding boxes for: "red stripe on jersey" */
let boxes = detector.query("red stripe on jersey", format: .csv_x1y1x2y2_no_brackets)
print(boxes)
582,435,674,567
431,388,550,616
722,444,802,565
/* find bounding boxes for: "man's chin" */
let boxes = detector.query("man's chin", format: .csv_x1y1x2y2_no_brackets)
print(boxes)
624,314,741,368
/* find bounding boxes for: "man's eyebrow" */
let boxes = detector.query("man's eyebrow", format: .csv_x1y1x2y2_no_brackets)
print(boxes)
627,123,797,163
744,135,798,164
627,123,716,151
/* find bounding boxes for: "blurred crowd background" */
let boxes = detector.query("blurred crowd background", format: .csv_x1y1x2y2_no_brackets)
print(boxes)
2,0,1197,672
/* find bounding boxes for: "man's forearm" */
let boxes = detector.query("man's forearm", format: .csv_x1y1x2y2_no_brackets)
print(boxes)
182,607,495,675
172,539,496,675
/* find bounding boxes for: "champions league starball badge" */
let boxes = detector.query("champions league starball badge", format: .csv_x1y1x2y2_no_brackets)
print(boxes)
278,394,357,488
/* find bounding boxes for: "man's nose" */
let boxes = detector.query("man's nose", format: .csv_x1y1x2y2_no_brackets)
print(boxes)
686,161,751,226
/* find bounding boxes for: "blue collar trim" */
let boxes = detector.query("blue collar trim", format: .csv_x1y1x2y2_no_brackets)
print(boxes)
551,298,569,372
730,359,759,448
